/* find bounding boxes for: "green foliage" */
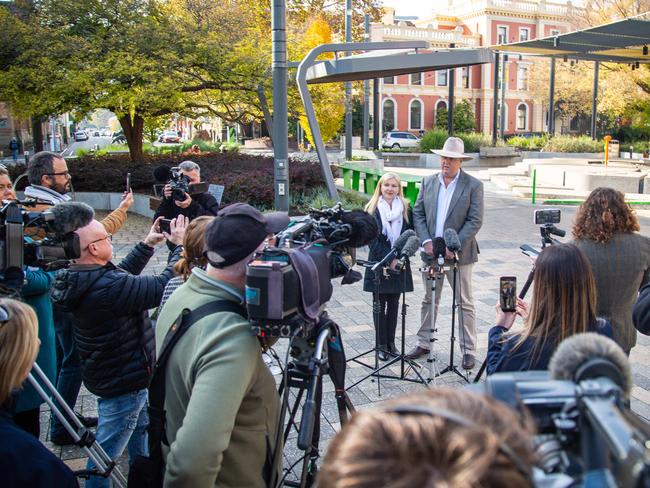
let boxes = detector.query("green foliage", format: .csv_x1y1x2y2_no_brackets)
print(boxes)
419,129,493,153
434,100,476,133
143,116,171,144
542,135,604,153
457,132,493,153
350,97,372,137
418,129,448,152
506,134,549,151
291,187,369,215
179,139,221,152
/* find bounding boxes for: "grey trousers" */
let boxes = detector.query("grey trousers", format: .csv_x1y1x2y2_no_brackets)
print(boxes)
417,262,477,354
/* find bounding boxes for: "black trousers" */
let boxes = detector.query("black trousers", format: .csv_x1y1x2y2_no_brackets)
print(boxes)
372,293,400,347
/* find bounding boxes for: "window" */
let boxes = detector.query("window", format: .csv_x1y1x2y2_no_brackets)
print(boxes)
437,70,448,86
409,99,423,130
517,103,527,131
517,65,528,90
497,26,507,44
382,99,395,132
384,76,394,84
410,72,422,85
461,67,470,88
436,100,448,111
519,28,530,42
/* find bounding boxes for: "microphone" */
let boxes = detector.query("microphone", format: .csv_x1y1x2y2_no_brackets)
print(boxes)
371,229,416,272
549,333,632,397
43,202,95,235
434,237,446,266
443,228,462,253
340,210,380,248
394,235,420,272
153,165,172,182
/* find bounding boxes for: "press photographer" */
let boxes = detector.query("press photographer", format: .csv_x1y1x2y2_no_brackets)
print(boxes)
153,160,219,222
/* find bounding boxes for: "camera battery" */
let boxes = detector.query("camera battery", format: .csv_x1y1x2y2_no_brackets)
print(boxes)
246,260,300,321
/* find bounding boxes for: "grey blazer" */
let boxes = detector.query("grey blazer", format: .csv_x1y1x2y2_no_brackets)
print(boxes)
413,169,484,265
574,233,650,352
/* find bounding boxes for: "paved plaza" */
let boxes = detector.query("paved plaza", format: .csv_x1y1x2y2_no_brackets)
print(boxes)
39,178,650,482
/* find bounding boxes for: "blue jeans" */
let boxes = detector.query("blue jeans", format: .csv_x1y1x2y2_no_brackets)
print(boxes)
50,310,83,439
86,389,149,488
11,149,18,161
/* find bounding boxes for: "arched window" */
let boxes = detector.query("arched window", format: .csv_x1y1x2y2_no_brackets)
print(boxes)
435,100,448,128
409,99,423,131
516,103,528,131
382,99,396,132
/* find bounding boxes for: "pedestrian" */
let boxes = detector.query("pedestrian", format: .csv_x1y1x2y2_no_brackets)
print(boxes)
8,137,19,162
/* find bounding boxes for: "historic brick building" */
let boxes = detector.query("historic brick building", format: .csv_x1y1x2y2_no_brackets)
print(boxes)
371,0,578,136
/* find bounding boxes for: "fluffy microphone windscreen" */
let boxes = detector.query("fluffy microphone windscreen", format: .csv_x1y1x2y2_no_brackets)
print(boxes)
341,210,379,248
49,202,95,235
153,165,172,182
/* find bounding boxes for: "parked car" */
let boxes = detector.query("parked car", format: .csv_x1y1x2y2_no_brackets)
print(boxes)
381,131,421,149
74,130,89,141
159,130,181,144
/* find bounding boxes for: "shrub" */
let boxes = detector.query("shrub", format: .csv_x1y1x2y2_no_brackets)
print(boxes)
179,139,221,153
291,187,369,215
435,100,476,132
457,132,492,153
11,152,338,213
418,129,448,152
542,135,603,153
506,134,548,151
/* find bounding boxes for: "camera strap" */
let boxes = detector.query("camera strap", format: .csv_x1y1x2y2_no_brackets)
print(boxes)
128,300,246,488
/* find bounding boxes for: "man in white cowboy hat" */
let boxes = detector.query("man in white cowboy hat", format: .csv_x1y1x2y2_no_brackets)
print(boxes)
407,136,484,370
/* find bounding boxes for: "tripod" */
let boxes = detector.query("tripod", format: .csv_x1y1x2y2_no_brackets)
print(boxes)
27,363,127,487
346,259,427,391
271,315,355,488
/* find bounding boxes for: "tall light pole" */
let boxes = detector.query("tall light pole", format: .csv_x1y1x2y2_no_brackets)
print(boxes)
363,14,370,150
344,0,353,161
272,0,289,211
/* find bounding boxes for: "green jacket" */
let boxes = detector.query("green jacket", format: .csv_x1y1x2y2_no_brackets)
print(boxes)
155,268,280,488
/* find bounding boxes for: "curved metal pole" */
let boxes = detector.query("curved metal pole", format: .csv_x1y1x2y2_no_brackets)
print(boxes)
296,41,427,200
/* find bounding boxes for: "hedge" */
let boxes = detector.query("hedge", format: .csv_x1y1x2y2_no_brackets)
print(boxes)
11,152,339,212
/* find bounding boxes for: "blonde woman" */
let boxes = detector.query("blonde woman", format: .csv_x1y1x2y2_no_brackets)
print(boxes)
0,299,78,487
363,173,414,360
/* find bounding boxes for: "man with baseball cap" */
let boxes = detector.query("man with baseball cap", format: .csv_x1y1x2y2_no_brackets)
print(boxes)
408,137,484,370
155,203,288,487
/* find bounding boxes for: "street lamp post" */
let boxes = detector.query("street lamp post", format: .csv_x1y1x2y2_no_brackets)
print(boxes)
272,0,289,211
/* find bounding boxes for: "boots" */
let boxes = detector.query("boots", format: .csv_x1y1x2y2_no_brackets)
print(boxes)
377,344,389,361
388,342,398,356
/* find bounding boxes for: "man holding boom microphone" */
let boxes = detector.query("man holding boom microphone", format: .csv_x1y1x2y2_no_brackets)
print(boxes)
408,137,484,370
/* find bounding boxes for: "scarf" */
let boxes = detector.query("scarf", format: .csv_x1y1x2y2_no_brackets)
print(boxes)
377,196,403,247
24,185,71,204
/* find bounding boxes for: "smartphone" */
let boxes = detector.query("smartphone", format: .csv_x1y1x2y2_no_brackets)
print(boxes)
534,209,561,225
159,218,172,234
126,172,131,192
500,276,517,313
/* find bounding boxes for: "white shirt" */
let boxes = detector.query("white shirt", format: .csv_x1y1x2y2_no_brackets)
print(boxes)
422,171,461,245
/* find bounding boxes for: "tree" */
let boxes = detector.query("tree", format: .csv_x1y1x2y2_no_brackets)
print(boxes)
435,99,476,132
142,116,170,144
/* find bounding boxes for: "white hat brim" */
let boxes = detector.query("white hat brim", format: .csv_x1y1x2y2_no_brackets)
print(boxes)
431,149,473,160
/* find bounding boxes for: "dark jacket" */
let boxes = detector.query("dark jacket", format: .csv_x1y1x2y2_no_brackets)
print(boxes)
633,283,650,335
486,318,613,375
153,190,219,222
51,242,181,398
0,406,78,487
363,208,414,294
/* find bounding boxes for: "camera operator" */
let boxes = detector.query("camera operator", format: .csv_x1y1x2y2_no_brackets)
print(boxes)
572,187,650,355
153,160,219,222
487,244,613,375
318,387,535,487
0,298,78,487
24,151,134,445
155,203,288,488
50,215,187,488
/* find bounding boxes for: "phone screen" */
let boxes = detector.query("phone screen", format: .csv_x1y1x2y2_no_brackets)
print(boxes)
500,276,517,312
160,219,172,234
126,172,131,192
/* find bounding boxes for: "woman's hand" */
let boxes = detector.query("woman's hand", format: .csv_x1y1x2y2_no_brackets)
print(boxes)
495,301,517,330
516,298,529,321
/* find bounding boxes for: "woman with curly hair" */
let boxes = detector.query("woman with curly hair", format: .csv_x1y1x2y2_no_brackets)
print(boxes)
573,187,650,353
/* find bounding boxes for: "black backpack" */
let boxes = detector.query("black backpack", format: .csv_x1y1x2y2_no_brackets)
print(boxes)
127,300,247,488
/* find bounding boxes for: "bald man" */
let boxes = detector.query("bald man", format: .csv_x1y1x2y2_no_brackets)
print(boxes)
51,216,186,488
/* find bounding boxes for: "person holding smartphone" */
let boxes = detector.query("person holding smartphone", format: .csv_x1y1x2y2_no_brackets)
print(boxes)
486,244,613,374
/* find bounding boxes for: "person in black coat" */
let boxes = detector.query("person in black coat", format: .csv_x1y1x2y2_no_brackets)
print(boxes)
363,173,414,361
50,215,186,488
487,244,613,374
0,298,78,488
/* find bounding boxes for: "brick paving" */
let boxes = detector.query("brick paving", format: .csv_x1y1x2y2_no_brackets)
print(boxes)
38,179,650,483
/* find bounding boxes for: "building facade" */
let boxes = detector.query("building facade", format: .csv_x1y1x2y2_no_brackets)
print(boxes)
372,0,578,137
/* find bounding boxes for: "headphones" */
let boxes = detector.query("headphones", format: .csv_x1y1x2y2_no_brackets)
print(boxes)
381,404,534,485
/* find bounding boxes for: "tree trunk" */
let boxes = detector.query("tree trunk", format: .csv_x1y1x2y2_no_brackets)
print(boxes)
31,116,44,153
118,113,145,162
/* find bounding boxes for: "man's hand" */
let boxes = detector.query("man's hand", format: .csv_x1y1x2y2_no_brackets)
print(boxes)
174,192,192,209
495,301,517,330
144,217,166,247
166,215,188,246
445,248,454,260
423,241,433,255
118,190,134,212
163,184,172,199
389,258,399,270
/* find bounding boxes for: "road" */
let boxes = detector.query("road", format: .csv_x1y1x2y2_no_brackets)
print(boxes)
60,135,115,157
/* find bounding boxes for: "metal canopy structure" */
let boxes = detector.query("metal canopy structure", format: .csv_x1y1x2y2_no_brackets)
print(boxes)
492,15,650,63
297,41,493,199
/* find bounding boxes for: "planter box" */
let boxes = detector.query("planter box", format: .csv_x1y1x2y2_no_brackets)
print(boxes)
479,146,519,158
522,151,605,159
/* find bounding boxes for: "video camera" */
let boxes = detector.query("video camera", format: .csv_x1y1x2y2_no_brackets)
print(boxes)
475,335,650,487
246,203,377,339
534,209,565,246
152,165,208,202
0,200,89,292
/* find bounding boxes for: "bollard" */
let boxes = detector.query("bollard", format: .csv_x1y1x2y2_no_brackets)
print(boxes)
24,151,30,164
532,168,537,205
604,135,611,166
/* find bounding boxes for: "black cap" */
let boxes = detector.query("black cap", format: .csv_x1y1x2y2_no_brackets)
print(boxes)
204,203,289,268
